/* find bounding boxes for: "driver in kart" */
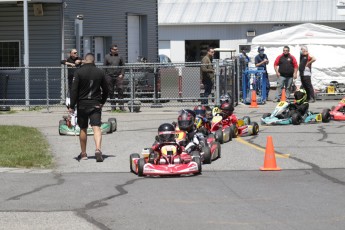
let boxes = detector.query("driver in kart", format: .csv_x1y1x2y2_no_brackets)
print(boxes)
219,101,238,125
152,123,183,153
193,105,211,135
177,109,206,153
287,88,309,117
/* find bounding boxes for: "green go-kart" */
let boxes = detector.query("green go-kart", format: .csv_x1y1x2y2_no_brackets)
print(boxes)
59,114,117,135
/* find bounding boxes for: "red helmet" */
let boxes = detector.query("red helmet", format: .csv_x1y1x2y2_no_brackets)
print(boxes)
178,110,195,131
220,102,234,116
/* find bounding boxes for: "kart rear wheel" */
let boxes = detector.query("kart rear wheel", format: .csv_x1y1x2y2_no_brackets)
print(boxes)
292,113,302,125
59,120,67,135
243,116,251,125
192,156,202,175
322,109,331,123
108,118,117,132
215,130,223,144
137,158,145,177
251,122,259,135
262,113,271,119
202,146,211,164
230,124,238,138
216,141,221,159
129,153,140,173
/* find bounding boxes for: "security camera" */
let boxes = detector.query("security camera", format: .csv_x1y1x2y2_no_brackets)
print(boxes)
76,14,84,20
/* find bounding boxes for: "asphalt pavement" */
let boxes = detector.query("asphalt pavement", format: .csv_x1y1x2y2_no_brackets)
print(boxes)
0,98,345,230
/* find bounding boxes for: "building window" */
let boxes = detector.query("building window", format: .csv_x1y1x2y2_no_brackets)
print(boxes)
0,41,20,67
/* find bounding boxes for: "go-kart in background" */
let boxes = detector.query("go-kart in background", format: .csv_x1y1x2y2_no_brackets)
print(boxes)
1,92,344,174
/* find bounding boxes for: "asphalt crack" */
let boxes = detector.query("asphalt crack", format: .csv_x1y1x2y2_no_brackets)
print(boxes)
6,173,65,201
74,178,141,230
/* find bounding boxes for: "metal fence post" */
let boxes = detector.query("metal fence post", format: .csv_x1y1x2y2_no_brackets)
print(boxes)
129,65,134,113
46,68,50,112
215,59,220,106
151,64,162,108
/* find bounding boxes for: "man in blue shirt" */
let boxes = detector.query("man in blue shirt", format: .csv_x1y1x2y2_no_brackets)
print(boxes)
255,46,270,99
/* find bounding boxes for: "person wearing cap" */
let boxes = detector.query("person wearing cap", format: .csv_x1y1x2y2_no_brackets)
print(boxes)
299,45,316,103
255,46,270,99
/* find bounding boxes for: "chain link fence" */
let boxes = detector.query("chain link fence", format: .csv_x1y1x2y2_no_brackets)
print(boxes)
0,60,241,112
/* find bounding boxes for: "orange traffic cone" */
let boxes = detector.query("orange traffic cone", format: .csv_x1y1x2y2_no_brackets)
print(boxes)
249,90,259,108
260,136,281,171
280,88,287,102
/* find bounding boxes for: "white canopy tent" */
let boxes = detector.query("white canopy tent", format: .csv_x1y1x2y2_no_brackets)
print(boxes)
249,23,345,90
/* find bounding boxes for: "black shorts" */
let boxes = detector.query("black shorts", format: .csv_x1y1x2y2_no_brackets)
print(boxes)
77,107,102,129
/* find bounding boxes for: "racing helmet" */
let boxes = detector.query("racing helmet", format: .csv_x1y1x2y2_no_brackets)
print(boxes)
158,123,176,142
220,94,231,105
178,110,195,131
193,105,206,117
220,102,234,116
294,89,307,105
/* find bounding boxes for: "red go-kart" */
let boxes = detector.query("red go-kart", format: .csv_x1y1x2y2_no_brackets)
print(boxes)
328,97,345,120
228,116,259,138
129,142,201,177
175,126,221,164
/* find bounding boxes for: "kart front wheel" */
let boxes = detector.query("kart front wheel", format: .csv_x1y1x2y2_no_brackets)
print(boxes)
251,122,259,135
108,118,117,132
292,113,303,125
202,146,211,164
137,158,146,177
322,109,331,123
192,156,202,175
215,130,223,144
129,153,140,173
230,124,238,138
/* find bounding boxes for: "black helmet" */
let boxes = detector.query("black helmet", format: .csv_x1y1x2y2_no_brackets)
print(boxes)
258,46,265,52
220,94,231,105
294,89,307,105
178,110,195,131
220,102,234,116
158,123,176,142
193,105,206,117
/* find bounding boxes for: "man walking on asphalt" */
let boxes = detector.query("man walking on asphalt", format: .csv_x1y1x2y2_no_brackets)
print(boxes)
69,53,109,162
273,46,298,102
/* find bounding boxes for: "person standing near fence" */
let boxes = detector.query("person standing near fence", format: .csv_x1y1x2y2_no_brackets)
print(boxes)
200,47,215,105
104,44,125,111
69,53,109,162
255,46,270,99
61,49,83,94
273,46,298,102
299,45,316,103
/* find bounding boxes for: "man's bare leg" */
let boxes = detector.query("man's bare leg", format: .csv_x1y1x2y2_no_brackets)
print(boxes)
79,128,88,159
92,126,103,162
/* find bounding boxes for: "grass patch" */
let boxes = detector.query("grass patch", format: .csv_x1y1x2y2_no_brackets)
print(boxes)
0,125,53,168
111,109,127,113
0,110,16,115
